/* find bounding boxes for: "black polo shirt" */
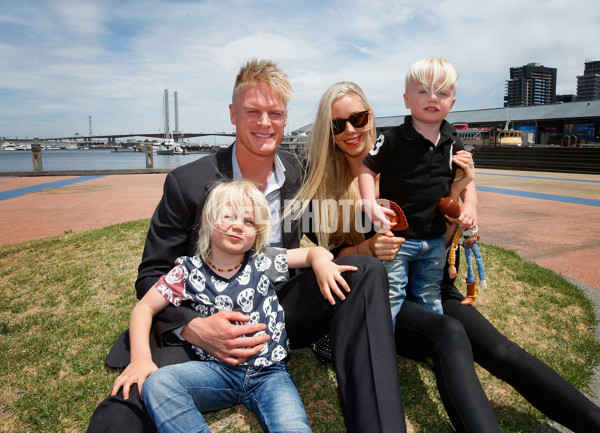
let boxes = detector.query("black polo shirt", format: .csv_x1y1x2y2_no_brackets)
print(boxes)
363,115,463,239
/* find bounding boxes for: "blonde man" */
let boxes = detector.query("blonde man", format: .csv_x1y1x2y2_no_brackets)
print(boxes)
88,60,405,433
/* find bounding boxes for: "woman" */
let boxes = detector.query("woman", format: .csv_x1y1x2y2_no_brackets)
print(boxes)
287,81,600,432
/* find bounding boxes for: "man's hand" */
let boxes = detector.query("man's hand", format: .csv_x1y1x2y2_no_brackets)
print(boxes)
180,311,270,366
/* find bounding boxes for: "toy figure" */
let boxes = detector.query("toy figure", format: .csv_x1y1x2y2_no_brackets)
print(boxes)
439,196,487,305
448,225,487,305
377,198,409,231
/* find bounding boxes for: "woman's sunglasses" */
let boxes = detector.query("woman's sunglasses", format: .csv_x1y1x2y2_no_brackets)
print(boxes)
332,110,369,135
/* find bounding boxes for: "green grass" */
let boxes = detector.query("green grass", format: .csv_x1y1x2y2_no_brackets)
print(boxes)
0,221,598,432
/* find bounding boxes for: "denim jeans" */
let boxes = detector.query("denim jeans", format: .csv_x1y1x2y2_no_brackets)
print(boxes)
384,235,445,323
142,361,311,433
464,244,486,284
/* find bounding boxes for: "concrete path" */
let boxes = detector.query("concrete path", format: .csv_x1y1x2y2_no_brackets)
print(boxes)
476,169,600,291
0,173,167,247
2,168,599,290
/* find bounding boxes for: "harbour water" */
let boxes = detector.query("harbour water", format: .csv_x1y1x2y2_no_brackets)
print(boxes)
0,148,212,172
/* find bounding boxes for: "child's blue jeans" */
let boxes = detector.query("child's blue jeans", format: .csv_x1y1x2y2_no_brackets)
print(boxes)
142,360,311,433
384,235,445,324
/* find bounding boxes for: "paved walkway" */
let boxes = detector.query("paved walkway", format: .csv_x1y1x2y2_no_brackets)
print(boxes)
0,173,167,247
1,168,599,290
476,169,600,292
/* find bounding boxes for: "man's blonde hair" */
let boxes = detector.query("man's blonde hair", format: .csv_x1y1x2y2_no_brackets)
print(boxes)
405,57,458,95
232,58,294,106
196,180,272,261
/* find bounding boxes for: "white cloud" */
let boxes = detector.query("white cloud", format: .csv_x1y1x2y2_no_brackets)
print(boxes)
0,0,599,139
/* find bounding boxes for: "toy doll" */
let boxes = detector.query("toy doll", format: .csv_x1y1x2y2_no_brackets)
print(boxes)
439,196,487,305
448,225,487,305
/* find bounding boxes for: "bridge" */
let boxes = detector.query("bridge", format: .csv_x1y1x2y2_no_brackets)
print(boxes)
20,132,236,144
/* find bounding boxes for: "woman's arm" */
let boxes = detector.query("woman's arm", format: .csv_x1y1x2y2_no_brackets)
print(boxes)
338,231,405,262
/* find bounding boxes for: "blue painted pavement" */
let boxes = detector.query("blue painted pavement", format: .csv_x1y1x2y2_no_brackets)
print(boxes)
0,176,105,201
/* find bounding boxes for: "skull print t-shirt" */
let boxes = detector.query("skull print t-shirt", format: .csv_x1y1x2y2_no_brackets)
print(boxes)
154,247,290,367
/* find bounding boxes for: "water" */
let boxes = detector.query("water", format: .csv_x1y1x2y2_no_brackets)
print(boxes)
0,148,211,172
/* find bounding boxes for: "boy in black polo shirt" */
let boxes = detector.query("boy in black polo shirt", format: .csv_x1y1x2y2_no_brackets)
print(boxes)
358,57,477,323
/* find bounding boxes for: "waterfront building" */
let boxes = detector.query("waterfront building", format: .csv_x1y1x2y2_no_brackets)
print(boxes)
505,63,557,107
577,60,600,102
294,100,600,147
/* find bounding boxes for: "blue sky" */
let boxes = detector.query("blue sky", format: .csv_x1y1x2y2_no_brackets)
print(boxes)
1,0,598,142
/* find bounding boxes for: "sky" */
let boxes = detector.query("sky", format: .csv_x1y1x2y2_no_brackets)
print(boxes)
1,0,599,142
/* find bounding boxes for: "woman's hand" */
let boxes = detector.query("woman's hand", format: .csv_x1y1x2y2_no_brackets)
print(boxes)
366,231,405,261
308,247,358,305
111,359,158,400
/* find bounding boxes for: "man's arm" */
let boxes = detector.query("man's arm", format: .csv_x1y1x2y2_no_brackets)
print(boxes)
180,313,270,366
136,171,198,299
134,169,205,342
134,152,275,364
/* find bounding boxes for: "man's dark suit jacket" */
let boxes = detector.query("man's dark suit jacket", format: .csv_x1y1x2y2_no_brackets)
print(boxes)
106,144,303,368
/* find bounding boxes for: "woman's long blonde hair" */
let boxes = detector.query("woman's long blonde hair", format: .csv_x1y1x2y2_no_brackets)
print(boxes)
284,82,376,250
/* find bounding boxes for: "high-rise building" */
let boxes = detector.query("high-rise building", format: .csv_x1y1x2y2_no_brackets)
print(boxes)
576,60,600,101
504,63,557,107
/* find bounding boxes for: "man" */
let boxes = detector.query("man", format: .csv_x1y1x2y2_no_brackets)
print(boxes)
87,59,405,433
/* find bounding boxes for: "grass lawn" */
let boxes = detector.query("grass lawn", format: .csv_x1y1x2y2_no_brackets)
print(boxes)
0,219,599,432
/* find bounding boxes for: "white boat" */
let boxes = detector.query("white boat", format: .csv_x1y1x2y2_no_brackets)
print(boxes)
156,139,185,155
1,142,16,151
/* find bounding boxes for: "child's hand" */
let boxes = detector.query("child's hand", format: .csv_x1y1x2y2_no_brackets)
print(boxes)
364,201,395,232
308,248,358,305
362,199,392,232
452,150,473,167
110,359,158,400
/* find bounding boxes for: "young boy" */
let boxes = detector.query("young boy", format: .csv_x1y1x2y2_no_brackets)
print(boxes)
358,57,477,321
111,180,356,433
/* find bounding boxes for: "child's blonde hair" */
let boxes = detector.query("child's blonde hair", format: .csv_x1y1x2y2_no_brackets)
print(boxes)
405,57,458,95
196,180,272,261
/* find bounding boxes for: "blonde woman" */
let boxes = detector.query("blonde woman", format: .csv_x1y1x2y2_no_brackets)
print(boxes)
287,80,600,432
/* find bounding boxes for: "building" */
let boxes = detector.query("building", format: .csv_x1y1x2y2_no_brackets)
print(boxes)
293,100,600,147
577,60,600,101
556,94,577,103
505,63,557,107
